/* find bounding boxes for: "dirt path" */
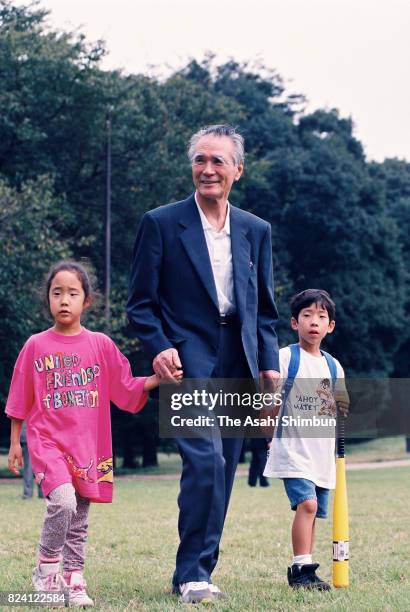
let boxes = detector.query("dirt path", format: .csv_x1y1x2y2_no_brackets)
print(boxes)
344,458,410,471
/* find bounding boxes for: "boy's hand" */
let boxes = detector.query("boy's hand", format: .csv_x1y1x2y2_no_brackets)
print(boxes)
259,370,280,393
259,398,281,438
8,443,23,475
335,389,350,417
259,410,275,438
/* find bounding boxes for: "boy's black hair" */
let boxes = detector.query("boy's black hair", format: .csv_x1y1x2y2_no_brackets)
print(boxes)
290,289,336,322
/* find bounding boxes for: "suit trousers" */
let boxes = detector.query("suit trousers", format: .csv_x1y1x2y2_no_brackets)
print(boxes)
248,440,270,487
173,319,250,585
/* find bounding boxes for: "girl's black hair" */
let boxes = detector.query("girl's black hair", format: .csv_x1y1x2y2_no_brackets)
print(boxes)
43,261,95,311
290,289,336,322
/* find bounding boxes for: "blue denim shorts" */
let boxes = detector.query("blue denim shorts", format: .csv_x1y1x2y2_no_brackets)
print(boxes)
283,478,330,519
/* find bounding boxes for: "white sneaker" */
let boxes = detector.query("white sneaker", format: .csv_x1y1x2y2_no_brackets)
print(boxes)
179,581,213,604
208,583,227,599
32,562,67,592
68,572,94,607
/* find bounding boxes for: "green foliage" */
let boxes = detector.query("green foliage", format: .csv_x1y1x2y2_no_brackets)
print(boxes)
370,159,410,376
0,175,70,402
276,111,406,374
0,0,106,186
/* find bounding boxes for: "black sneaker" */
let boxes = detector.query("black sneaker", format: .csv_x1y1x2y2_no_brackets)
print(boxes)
287,563,331,591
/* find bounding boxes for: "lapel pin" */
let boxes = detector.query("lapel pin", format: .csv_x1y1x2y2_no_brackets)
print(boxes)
249,261,254,268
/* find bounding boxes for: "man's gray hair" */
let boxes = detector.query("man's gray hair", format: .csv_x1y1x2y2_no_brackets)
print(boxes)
187,124,245,166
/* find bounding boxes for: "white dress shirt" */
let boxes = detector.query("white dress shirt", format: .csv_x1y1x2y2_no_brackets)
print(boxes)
195,194,236,315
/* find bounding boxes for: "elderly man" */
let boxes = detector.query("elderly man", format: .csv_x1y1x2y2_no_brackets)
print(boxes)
127,124,279,603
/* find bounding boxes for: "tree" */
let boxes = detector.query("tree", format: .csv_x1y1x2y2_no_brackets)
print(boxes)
0,0,109,266
0,175,70,409
370,159,410,376
277,111,406,375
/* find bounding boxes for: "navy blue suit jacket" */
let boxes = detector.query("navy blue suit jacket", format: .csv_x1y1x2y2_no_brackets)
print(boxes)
127,194,279,378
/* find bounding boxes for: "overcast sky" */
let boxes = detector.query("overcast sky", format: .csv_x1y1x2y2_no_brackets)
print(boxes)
41,0,410,162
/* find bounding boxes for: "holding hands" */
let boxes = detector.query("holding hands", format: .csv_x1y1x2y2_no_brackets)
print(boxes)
153,348,184,384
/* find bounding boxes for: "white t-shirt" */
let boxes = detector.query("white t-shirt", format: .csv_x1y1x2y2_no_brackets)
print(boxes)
263,345,346,489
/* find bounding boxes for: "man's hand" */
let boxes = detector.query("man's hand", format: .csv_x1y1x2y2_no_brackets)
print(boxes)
258,371,281,437
8,443,23,476
153,348,183,383
259,370,280,394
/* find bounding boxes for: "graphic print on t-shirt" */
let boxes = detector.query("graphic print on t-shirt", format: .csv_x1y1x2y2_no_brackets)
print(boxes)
96,457,114,483
65,454,95,482
34,351,101,411
291,377,336,418
317,378,337,417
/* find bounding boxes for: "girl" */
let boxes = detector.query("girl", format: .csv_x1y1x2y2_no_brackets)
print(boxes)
6,261,181,606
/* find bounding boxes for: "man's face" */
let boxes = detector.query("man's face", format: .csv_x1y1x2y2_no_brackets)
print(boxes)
291,302,335,346
191,135,243,203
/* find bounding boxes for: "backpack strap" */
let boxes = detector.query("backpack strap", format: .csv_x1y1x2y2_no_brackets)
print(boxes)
282,343,300,397
276,344,300,439
276,345,338,438
320,349,338,391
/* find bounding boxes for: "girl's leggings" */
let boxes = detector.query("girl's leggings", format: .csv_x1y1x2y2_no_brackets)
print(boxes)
38,483,90,573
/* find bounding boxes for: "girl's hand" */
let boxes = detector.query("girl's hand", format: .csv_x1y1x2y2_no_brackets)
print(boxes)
170,369,183,384
143,370,183,391
8,443,23,475
143,374,159,391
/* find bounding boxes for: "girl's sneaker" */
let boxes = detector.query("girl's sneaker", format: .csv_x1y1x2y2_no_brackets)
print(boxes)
32,562,67,592
67,572,94,607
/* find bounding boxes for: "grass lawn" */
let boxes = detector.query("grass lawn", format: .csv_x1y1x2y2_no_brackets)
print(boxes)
345,435,409,463
1,466,409,611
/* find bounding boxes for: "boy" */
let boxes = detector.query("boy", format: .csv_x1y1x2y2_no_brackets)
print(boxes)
264,289,348,591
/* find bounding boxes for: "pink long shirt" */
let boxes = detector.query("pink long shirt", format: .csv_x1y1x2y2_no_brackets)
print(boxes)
6,328,148,502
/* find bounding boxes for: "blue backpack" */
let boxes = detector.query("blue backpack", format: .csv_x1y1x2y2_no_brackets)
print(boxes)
276,343,337,439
